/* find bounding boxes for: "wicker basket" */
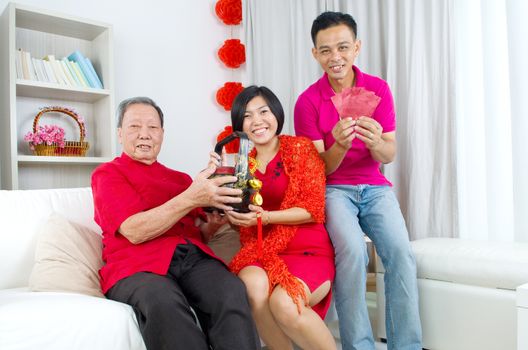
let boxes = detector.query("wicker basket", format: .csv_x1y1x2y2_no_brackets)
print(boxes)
29,107,89,157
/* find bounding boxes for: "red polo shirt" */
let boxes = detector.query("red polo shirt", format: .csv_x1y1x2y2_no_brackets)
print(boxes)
91,153,217,294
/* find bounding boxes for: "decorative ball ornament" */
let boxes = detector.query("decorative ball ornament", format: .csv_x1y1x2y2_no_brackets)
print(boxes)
215,0,242,25
218,39,246,68
216,126,240,154
216,82,244,111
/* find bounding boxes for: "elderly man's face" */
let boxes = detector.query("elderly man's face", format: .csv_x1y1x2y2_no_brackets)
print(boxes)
118,103,164,165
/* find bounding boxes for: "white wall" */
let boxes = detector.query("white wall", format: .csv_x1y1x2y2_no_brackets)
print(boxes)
0,0,243,176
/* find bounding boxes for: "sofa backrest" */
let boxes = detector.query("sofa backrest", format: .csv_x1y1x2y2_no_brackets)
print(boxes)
0,187,100,289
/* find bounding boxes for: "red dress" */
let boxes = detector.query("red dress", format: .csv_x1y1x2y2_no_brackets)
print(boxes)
253,151,335,319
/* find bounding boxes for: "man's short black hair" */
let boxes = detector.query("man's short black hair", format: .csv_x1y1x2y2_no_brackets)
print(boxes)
231,86,284,135
311,11,358,46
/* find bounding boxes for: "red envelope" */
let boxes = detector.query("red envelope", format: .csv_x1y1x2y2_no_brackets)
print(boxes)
331,87,381,119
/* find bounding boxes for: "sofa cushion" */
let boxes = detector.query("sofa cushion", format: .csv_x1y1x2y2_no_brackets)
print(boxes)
378,238,528,290
29,213,104,297
0,288,146,350
0,187,98,289
207,223,240,264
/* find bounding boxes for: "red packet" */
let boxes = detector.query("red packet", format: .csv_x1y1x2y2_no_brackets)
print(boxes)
331,87,381,119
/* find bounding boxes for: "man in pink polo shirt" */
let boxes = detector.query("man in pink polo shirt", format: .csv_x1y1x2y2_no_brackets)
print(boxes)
91,97,259,350
294,12,422,350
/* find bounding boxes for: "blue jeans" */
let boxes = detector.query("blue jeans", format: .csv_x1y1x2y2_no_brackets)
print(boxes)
325,185,422,350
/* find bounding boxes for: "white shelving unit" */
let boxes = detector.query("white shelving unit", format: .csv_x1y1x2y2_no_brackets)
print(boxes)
0,2,115,190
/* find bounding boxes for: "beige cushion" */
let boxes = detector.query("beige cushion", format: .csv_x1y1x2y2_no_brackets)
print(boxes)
29,213,104,297
207,224,240,264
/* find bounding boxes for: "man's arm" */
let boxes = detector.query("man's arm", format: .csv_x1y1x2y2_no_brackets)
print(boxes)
314,140,347,175
294,94,360,175
354,116,396,164
119,166,241,244
312,117,357,175
367,132,396,164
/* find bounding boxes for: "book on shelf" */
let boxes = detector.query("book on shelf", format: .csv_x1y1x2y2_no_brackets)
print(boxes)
22,51,37,81
43,55,68,86
20,50,29,79
59,59,76,86
67,50,103,89
41,59,58,84
71,61,89,88
85,57,103,88
32,58,47,82
15,49,23,79
62,58,81,87
14,49,103,89
38,59,50,82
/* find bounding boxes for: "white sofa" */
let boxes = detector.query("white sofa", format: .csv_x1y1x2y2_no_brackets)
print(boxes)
518,282,528,350
0,187,146,350
376,238,528,350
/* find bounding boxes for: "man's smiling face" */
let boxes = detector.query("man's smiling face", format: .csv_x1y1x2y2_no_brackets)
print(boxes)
312,24,361,86
118,103,164,165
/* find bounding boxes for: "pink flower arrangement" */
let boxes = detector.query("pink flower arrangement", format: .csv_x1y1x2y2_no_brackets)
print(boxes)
24,125,66,150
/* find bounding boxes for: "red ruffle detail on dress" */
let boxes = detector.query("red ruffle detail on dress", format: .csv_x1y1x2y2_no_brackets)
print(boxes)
229,135,326,311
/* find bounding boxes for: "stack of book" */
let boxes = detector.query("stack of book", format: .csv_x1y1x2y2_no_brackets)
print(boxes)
15,49,104,89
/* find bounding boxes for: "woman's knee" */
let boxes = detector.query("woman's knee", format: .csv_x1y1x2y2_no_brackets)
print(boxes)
269,289,304,329
239,267,270,305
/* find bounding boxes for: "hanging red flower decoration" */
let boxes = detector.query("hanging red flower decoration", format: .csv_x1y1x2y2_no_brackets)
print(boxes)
215,0,242,25
218,39,246,68
216,125,239,154
216,82,244,111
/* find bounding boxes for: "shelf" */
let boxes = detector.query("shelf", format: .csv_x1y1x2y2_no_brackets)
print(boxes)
17,80,110,102
1,3,116,190
15,6,107,41
17,155,113,165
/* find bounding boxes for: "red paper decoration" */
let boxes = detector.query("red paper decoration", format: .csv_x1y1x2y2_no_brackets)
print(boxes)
215,0,242,25
214,0,243,153
216,82,244,111
218,39,246,68
216,125,240,154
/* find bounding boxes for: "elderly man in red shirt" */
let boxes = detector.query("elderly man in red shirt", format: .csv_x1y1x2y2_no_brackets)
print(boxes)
91,96,259,350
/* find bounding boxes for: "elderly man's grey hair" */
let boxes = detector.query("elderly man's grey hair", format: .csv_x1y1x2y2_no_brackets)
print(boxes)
116,96,164,128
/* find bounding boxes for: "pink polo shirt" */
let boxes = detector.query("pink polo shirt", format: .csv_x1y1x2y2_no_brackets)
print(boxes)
294,66,395,186
91,153,218,294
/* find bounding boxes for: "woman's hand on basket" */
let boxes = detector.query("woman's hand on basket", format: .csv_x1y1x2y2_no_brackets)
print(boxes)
208,149,227,168
226,205,264,227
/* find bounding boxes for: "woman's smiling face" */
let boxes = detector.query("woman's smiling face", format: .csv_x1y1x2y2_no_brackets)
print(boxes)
242,95,278,146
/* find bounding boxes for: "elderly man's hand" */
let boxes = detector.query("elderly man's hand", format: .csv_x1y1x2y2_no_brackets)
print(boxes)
185,165,243,211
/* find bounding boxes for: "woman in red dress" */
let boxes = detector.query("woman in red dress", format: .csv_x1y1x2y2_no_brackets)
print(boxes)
211,86,336,350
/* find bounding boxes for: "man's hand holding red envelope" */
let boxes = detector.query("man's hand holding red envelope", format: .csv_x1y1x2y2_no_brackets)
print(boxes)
331,87,384,150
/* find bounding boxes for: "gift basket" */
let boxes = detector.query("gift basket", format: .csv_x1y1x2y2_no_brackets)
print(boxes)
207,131,262,213
24,106,89,157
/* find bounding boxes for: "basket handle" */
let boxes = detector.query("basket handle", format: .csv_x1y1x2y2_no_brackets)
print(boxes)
32,107,86,143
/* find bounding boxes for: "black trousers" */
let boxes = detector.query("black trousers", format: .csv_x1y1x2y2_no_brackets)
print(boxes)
107,243,259,350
